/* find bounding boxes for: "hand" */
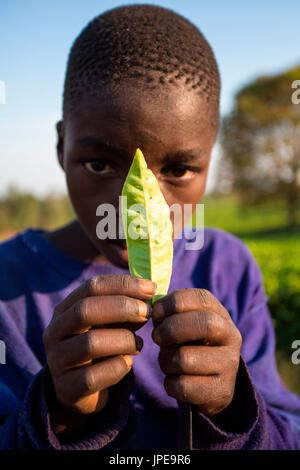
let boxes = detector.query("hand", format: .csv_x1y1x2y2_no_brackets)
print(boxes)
151,289,242,416
43,274,156,433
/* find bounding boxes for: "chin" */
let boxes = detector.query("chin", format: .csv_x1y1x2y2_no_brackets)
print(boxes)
99,240,129,269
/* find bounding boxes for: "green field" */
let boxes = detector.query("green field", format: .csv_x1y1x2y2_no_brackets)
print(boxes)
197,195,300,396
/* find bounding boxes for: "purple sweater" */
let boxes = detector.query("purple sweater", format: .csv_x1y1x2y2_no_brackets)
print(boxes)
0,227,299,450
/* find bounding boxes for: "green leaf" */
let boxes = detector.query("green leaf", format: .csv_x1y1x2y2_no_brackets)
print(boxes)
121,148,173,303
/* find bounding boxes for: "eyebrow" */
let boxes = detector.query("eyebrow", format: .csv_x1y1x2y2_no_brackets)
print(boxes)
75,136,127,156
158,149,205,165
75,136,204,163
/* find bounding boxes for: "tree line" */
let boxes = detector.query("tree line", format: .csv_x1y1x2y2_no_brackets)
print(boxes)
217,64,300,227
0,186,74,234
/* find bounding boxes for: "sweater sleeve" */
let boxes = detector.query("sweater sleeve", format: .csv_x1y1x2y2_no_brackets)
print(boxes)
188,244,300,450
0,365,134,450
0,301,134,450
1,369,134,450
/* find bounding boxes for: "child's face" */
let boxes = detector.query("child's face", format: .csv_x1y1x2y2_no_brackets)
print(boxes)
57,83,217,267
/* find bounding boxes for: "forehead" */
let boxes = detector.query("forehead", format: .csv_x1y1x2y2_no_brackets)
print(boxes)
64,83,217,156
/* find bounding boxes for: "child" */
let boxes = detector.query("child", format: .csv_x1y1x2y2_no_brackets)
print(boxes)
0,4,299,450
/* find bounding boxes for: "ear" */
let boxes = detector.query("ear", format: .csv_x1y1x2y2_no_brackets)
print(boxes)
56,120,64,170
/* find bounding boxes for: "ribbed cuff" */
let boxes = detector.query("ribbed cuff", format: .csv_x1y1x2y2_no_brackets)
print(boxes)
190,356,261,450
19,365,134,450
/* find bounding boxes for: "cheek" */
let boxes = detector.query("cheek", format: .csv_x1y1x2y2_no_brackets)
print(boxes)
161,175,208,236
66,177,99,240
64,164,122,238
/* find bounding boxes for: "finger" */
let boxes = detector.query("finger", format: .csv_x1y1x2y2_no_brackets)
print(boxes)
48,329,143,373
55,355,133,404
152,288,230,322
158,345,239,376
54,274,157,316
47,295,151,343
152,311,234,347
164,374,235,414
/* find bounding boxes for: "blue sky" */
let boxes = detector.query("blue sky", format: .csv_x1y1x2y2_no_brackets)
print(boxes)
1,0,300,195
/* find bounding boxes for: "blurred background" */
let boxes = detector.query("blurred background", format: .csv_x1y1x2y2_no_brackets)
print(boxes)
0,0,299,395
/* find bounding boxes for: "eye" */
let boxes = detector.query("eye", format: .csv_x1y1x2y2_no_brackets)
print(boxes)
83,160,113,174
162,165,196,179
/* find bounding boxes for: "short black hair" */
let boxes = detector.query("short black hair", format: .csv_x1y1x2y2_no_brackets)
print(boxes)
62,4,220,122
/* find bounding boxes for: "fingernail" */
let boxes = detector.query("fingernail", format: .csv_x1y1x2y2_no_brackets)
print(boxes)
122,355,133,370
139,301,152,319
135,335,143,352
152,302,164,320
140,279,157,295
